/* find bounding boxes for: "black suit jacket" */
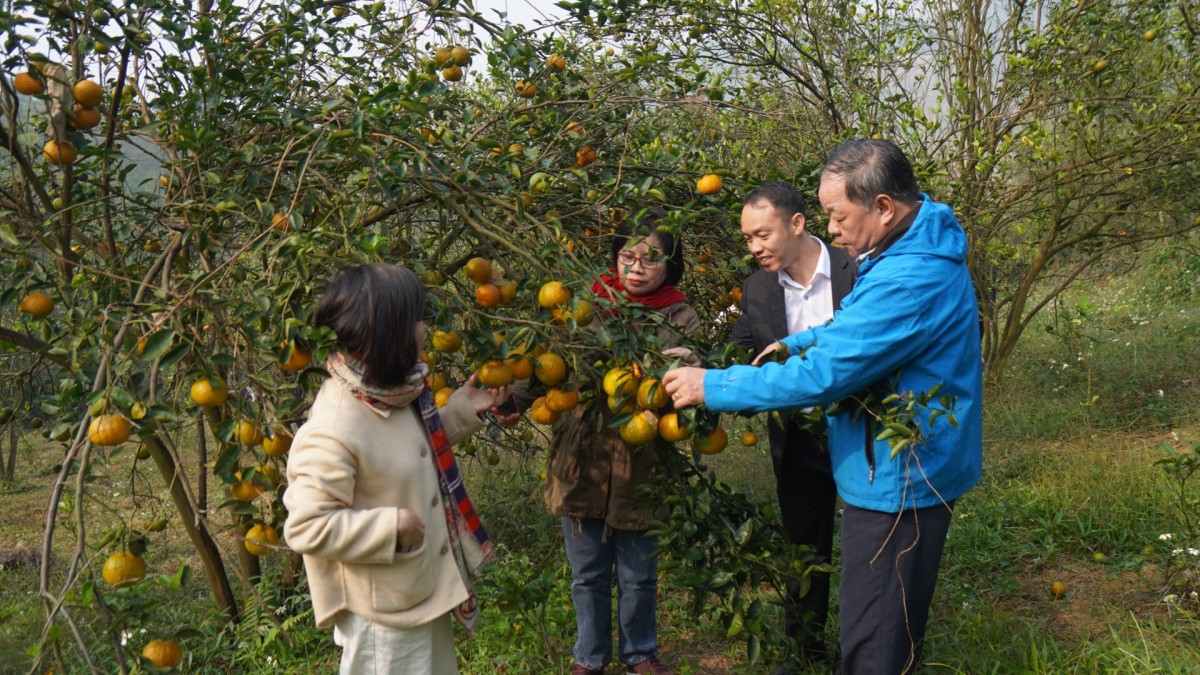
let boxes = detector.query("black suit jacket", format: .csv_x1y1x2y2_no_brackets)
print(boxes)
729,242,856,460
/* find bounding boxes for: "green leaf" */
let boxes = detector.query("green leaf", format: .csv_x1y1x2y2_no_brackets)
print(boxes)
158,342,192,369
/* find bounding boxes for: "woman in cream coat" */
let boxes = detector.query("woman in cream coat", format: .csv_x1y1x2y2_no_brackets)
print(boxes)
284,264,508,674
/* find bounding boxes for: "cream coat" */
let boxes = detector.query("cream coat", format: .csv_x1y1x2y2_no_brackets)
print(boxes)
284,378,484,629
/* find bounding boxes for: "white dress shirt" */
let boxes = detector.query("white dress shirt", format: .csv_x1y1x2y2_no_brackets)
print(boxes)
778,236,835,336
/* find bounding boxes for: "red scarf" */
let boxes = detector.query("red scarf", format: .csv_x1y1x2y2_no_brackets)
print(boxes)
592,270,687,311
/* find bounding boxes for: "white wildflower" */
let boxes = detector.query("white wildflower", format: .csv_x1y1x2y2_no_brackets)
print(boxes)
1163,594,1178,604
1159,533,1173,541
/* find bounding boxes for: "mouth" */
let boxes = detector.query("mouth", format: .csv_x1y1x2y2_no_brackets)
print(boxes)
756,256,773,267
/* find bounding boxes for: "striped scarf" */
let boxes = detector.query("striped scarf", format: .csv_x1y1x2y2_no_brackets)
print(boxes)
414,386,494,634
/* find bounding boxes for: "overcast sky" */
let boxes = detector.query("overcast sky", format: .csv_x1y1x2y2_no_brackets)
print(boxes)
473,0,565,29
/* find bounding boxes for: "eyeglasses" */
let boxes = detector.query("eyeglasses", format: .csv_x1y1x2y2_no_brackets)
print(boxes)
617,252,663,270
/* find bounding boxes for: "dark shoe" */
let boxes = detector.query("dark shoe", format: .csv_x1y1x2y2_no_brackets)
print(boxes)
571,665,604,675
626,655,672,674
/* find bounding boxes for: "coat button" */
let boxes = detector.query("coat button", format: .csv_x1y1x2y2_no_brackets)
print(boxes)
420,449,427,458
440,544,449,556
431,495,439,507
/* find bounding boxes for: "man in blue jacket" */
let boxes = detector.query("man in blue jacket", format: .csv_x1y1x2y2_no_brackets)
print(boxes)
663,139,983,675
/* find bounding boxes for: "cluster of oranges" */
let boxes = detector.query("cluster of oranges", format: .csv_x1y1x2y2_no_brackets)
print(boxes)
14,69,108,166
600,366,730,454
466,257,519,310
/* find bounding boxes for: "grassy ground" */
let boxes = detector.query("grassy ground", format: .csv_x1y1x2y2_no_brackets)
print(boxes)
2,258,1199,673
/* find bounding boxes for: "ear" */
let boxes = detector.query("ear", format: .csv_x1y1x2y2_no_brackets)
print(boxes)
875,194,898,228
788,211,807,237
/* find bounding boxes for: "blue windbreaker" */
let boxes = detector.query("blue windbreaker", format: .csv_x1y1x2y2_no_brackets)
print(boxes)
705,195,983,511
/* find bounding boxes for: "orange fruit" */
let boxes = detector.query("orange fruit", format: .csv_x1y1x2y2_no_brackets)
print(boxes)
552,300,595,327
43,139,78,165
692,427,729,455
13,71,43,95
530,397,561,425
545,387,580,412
478,359,515,388
475,283,502,308
433,46,454,66
603,368,638,397
465,257,493,284
576,145,597,167
428,373,448,391
533,351,567,386
431,330,463,353
1050,581,1067,597
497,280,518,305
696,173,723,195
637,378,670,410
256,464,281,489
262,428,293,457
515,80,536,97
441,65,464,81
18,291,54,319
88,414,132,446
658,412,693,442
620,411,659,446
281,344,312,372
740,430,758,446
141,638,183,668
71,105,101,130
244,523,279,556
546,53,566,72
189,376,228,407
229,471,264,501
538,281,571,309
420,269,443,285
271,212,290,232
451,45,471,65
434,387,454,408
235,420,263,445
508,354,534,380
607,394,636,415
73,79,104,107
102,550,146,587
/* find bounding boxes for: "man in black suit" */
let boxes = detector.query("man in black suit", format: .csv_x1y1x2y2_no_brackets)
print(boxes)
729,181,855,673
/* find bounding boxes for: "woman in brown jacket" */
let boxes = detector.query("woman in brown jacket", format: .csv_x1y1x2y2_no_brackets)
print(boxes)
550,214,700,675
284,264,508,674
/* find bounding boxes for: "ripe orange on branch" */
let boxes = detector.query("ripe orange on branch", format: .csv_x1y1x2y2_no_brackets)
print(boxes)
534,351,567,386
235,420,263,445
475,283,501,308
71,105,101,130
696,173,724,195
281,343,312,372
515,80,537,97
244,524,280,556
262,428,293,457
18,291,54,319
142,639,183,668
545,387,580,412
88,414,132,446
576,146,597,167
102,550,147,586
620,411,659,446
658,412,693,442
478,359,515,388
637,378,670,410
43,140,77,165
434,387,454,408
603,368,638,397
693,427,729,455
465,257,493,284
73,79,104,107
189,376,228,407
431,330,463,353
13,71,44,95
441,65,464,82
530,397,561,425
538,281,572,309
546,53,566,72
229,471,263,501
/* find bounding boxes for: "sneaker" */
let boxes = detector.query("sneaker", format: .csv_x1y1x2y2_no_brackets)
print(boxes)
626,655,672,674
571,664,604,675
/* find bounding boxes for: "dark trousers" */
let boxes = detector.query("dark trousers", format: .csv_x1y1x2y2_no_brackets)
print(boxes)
838,501,955,675
771,439,838,658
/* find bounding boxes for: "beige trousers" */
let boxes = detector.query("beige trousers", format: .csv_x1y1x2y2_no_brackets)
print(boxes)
333,611,456,675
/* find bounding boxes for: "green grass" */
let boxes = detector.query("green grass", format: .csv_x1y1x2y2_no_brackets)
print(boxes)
3,257,1200,673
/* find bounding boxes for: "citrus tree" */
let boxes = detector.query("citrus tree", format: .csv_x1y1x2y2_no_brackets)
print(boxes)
1,0,800,669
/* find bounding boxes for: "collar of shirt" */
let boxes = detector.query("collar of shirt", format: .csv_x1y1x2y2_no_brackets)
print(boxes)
777,236,831,291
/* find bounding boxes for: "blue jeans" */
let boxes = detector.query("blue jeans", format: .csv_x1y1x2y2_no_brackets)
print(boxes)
561,517,659,670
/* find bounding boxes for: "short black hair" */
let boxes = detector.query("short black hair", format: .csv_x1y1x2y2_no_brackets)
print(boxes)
315,264,426,388
821,139,921,208
610,208,685,287
743,181,808,223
